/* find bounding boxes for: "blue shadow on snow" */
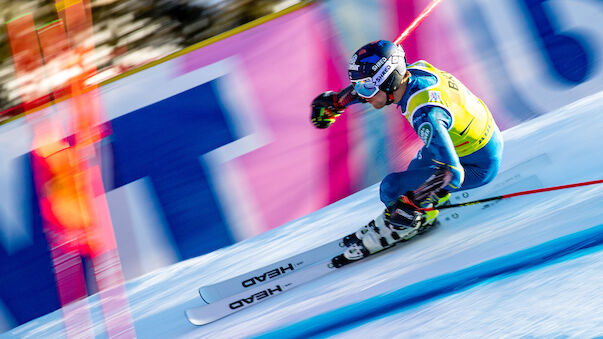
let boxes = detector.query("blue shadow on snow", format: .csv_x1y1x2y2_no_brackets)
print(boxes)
255,223,603,338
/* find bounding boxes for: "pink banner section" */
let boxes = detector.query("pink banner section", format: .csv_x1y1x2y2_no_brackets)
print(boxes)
178,4,431,234
320,16,354,204
180,7,356,232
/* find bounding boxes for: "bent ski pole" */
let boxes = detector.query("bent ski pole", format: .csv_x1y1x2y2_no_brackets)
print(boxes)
423,179,603,211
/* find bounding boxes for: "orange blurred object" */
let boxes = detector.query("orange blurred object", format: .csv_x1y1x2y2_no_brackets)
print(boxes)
7,4,135,337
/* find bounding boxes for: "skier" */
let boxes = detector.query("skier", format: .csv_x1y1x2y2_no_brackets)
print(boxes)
311,40,503,260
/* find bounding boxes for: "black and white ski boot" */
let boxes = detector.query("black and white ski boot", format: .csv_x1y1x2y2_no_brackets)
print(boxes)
342,210,418,259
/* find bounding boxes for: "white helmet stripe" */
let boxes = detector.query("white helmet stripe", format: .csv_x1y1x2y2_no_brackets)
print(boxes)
372,57,396,87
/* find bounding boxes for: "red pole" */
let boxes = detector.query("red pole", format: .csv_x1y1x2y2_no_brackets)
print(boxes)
394,0,444,44
423,179,603,211
500,180,603,199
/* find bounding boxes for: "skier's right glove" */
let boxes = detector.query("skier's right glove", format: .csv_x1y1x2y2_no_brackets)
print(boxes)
385,193,423,230
311,91,343,129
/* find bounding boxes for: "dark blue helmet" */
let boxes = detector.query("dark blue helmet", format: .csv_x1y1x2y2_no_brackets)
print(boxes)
348,40,407,98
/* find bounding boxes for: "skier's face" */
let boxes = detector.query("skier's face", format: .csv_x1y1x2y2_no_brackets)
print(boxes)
366,90,387,109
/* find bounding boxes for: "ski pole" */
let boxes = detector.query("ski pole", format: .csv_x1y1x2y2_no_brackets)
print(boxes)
394,0,444,44
422,179,603,211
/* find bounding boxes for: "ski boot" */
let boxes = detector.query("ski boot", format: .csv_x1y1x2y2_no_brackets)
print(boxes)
333,211,417,267
335,190,451,266
340,201,424,262
341,212,414,259
387,190,451,235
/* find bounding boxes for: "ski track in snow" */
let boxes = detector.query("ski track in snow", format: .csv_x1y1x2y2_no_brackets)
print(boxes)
2,93,603,338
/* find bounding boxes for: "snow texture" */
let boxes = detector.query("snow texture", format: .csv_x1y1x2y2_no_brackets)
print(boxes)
2,92,603,338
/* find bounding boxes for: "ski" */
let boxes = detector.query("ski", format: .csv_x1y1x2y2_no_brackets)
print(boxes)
198,240,345,303
186,221,439,325
186,259,335,325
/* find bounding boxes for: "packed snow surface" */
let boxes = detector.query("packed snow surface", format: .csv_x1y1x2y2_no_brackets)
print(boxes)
3,93,602,338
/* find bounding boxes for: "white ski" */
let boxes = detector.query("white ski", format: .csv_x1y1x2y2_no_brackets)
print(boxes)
186,259,335,325
198,240,344,303
187,221,439,325
186,222,439,325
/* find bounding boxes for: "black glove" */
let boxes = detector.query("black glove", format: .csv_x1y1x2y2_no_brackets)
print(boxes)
385,192,422,230
311,91,343,129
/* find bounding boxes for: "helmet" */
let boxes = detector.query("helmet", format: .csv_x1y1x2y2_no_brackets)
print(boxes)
348,40,407,100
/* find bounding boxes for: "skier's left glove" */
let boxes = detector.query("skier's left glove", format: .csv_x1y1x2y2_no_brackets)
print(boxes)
311,91,344,129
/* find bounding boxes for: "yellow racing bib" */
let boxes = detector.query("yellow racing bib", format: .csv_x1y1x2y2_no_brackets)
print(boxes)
403,61,495,157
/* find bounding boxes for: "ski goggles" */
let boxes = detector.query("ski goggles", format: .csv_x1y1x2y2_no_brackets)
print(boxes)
352,78,380,98
351,56,397,98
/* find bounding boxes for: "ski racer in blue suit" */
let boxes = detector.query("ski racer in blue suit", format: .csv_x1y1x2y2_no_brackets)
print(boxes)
310,40,503,260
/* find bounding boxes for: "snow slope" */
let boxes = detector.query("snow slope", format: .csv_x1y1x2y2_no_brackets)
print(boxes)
3,92,603,338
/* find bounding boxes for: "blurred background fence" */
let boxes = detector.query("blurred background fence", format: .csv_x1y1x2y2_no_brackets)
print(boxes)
0,0,303,120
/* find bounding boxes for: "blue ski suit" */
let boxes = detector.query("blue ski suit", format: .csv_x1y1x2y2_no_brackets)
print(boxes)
378,61,503,206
